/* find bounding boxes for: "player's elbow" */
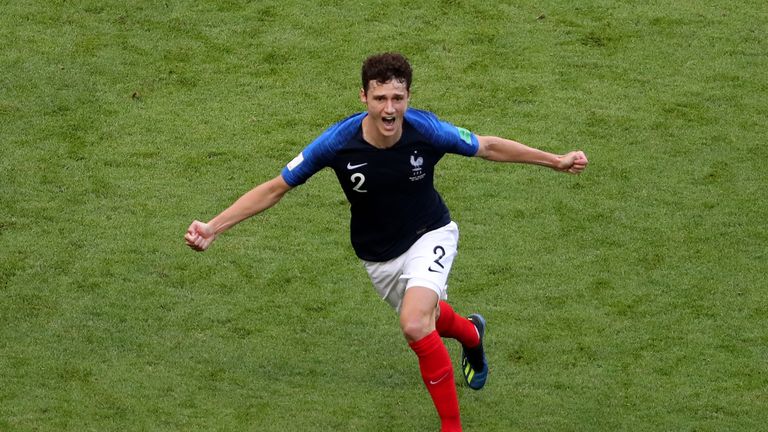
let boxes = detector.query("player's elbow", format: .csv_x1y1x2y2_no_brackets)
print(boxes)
475,135,501,161
268,175,293,199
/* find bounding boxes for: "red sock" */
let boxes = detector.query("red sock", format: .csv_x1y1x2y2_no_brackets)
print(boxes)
409,331,462,432
436,301,480,348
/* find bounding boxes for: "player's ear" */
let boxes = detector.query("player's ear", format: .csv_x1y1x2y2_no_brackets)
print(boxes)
359,87,367,104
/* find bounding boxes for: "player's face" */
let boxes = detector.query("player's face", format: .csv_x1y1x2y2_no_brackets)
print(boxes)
360,79,410,141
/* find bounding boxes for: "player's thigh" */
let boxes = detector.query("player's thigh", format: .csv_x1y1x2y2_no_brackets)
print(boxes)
399,287,439,341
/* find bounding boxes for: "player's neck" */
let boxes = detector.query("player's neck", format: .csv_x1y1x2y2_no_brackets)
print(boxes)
362,117,401,149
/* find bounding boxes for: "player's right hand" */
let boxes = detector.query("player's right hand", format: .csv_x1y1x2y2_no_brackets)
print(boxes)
185,220,216,251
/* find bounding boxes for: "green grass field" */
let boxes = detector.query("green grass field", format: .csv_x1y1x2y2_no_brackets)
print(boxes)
2,1,766,430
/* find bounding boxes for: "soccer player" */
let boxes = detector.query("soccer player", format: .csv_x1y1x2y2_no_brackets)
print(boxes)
185,52,588,432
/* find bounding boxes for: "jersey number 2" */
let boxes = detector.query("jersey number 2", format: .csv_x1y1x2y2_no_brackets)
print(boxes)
351,173,367,193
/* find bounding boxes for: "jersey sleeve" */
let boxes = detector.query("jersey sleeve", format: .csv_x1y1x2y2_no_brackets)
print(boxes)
280,113,366,187
404,109,480,156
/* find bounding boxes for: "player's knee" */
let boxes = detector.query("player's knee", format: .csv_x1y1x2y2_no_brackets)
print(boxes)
399,313,432,342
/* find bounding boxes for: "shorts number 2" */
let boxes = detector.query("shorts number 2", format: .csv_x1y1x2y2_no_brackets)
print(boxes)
429,245,445,273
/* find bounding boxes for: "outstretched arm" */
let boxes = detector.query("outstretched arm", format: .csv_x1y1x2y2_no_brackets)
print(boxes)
475,135,588,174
184,175,293,251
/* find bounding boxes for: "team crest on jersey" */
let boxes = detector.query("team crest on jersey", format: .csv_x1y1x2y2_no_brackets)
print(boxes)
409,152,426,182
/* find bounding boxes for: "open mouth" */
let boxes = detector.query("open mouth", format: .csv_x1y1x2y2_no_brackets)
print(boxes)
382,116,396,128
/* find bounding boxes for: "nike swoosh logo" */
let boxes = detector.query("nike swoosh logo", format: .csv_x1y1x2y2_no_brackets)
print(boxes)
429,372,450,385
347,162,368,170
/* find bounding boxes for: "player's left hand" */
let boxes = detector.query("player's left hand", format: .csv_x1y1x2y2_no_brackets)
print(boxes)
555,151,588,174
184,220,216,251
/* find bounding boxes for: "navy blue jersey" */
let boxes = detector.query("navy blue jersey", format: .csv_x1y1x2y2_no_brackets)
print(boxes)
281,109,479,261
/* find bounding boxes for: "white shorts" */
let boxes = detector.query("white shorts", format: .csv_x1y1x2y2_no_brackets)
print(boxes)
362,221,459,312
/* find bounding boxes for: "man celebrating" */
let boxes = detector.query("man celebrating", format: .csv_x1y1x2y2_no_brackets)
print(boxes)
185,52,588,431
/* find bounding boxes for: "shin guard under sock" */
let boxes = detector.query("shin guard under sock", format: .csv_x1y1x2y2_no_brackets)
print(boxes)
436,301,480,348
409,331,462,432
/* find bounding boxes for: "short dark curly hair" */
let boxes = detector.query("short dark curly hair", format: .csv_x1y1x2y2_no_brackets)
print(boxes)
361,52,412,94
